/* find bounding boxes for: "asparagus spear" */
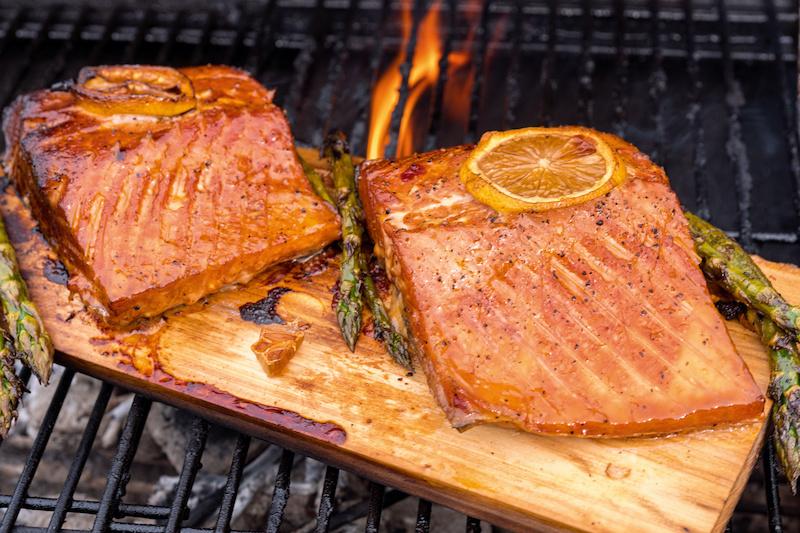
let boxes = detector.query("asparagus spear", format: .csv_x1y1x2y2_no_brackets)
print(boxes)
323,132,363,351
360,254,414,371
686,212,800,492
685,211,800,337
0,337,22,439
743,309,800,493
0,220,52,383
296,150,336,206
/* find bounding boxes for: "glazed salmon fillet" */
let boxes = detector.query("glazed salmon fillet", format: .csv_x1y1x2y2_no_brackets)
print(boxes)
3,65,339,325
359,132,764,437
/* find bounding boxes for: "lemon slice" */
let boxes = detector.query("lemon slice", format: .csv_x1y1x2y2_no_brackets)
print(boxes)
460,126,627,213
74,65,196,117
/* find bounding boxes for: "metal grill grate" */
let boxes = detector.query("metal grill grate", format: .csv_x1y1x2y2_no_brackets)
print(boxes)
0,1,798,531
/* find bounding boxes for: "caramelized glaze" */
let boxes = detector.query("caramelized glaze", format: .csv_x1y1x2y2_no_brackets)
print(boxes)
3,65,340,325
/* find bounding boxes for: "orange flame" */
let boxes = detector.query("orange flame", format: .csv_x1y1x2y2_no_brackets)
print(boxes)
442,1,482,129
367,2,442,159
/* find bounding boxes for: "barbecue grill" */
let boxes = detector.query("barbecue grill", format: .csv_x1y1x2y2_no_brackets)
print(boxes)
0,0,798,531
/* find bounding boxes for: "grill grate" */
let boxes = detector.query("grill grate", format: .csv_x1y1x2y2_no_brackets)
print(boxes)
0,1,798,531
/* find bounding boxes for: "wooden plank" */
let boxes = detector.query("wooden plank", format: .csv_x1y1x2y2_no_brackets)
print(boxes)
1,155,791,532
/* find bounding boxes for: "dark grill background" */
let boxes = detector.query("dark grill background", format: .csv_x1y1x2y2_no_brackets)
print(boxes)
0,0,798,531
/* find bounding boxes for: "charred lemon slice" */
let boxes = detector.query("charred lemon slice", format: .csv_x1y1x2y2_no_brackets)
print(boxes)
73,65,196,117
460,126,626,213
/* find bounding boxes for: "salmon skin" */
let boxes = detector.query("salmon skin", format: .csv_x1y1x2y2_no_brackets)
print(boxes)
2,65,339,326
359,131,764,437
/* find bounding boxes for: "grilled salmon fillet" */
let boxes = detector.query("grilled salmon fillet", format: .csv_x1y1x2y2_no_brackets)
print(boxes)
359,132,764,437
3,65,339,325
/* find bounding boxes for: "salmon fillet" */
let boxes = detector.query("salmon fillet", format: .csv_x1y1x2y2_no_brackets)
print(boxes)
359,132,764,437
3,65,339,325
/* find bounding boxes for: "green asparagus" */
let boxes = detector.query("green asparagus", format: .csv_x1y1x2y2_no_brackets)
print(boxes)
296,150,336,206
0,337,22,439
0,220,52,383
687,212,800,492
685,211,800,337
361,254,413,371
324,132,364,351
743,309,800,492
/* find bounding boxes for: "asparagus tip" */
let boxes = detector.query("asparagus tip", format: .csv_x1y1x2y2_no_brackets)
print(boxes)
337,300,362,353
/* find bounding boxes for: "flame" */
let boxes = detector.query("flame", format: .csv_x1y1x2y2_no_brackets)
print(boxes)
367,2,442,159
442,1,482,129
442,50,474,127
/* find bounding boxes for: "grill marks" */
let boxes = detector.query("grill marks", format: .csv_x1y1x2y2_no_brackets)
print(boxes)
360,134,764,437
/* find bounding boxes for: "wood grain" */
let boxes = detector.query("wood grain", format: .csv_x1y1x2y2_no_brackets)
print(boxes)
2,150,792,533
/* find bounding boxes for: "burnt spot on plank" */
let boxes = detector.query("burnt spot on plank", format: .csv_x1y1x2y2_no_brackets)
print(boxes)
239,287,292,325
43,257,69,285
714,300,747,321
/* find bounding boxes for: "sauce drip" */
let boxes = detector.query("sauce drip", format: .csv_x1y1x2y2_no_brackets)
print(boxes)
118,360,347,444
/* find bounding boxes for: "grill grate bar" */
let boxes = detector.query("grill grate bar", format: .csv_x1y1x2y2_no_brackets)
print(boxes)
314,466,340,533
363,482,385,533
423,0,456,151
190,10,215,66
92,395,152,533
0,369,75,533
538,0,558,126
647,0,666,164
465,516,481,532
0,495,171,520
415,498,432,532
325,488,406,531
221,5,248,67
213,433,250,533
765,0,800,238
122,9,152,64
87,8,119,66
263,448,294,533
465,0,492,143
45,6,87,85
501,0,523,129
763,431,785,532
12,527,265,533
47,382,113,532
164,417,209,533
577,0,595,124
348,0,390,154
0,7,56,110
684,0,711,219
316,0,357,146
611,0,629,137
716,0,755,251
247,0,277,77
0,8,22,58
155,10,184,65
283,0,327,126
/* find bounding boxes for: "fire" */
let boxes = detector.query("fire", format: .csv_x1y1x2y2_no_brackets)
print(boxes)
367,1,495,158
442,50,473,128
442,1,482,129
367,2,443,159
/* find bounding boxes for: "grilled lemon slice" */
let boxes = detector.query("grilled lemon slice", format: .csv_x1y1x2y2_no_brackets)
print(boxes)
74,65,196,117
460,126,627,213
